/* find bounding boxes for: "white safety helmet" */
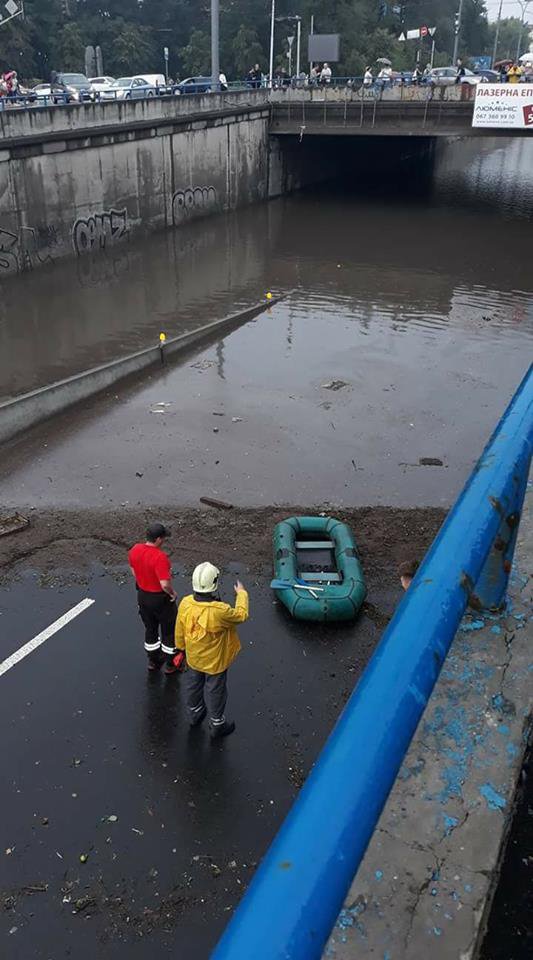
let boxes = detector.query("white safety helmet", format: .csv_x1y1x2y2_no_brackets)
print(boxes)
192,561,220,594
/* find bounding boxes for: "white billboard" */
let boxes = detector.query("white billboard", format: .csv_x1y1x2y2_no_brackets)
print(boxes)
473,84,533,129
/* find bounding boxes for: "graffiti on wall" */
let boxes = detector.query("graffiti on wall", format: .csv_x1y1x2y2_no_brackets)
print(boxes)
72,208,129,256
0,225,56,274
172,186,218,225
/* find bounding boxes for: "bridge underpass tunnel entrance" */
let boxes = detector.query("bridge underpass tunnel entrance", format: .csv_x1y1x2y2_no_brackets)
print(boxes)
271,134,438,198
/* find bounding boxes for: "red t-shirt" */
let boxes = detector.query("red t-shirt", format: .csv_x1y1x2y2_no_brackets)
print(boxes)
128,543,171,592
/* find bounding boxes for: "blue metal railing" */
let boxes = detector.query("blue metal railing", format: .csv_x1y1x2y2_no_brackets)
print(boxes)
212,364,533,960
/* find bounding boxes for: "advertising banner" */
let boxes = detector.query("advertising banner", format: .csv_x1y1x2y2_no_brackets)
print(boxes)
473,84,533,129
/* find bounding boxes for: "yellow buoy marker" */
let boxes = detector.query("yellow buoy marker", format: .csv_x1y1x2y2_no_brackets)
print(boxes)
266,292,273,300
159,332,166,342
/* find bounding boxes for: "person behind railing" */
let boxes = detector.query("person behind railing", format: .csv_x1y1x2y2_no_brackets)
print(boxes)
3,70,18,100
309,65,320,86
219,71,228,92
412,65,422,85
363,66,373,88
455,58,466,83
507,62,523,84
319,62,332,85
377,65,392,85
248,63,262,89
422,62,432,83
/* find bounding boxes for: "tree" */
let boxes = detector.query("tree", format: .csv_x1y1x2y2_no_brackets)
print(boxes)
179,28,210,76
489,18,523,62
231,25,264,77
58,22,85,71
112,22,157,74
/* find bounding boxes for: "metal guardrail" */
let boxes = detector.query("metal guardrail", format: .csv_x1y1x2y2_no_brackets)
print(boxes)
212,364,533,960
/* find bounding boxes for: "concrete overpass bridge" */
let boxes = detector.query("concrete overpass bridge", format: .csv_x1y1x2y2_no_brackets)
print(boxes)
269,85,532,138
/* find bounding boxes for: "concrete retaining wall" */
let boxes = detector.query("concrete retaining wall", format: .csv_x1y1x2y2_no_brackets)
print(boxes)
0,96,275,276
0,299,277,443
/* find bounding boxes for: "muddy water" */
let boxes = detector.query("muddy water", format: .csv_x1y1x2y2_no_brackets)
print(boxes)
0,136,531,404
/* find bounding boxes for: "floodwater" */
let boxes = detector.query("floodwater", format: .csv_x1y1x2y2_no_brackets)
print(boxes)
1,136,532,510
0,136,532,404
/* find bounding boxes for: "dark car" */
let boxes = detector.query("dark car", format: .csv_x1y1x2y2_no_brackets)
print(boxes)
474,69,500,83
176,76,213,95
54,72,92,102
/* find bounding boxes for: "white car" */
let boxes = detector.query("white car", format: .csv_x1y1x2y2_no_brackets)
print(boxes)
89,76,116,97
100,76,157,100
430,67,481,86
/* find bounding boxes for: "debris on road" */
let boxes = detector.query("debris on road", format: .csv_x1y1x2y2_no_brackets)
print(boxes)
231,417,243,423
321,380,349,391
200,497,234,511
212,411,225,416
191,360,215,371
79,853,88,863
419,457,444,466
0,513,30,538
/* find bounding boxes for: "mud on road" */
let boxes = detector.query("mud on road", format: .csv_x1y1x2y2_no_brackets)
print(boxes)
0,505,444,589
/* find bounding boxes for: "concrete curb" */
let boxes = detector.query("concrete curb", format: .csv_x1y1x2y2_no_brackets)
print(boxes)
325,490,532,960
0,298,279,445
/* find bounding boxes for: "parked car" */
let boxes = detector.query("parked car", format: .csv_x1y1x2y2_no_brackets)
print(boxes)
176,76,213,94
474,68,500,83
138,73,168,92
88,76,116,98
100,76,158,100
33,79,77,104
429,67,482,86
55,72,93,101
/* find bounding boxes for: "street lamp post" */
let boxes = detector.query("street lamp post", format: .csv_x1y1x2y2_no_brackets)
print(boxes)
211,0,220,93
269,0,276,88
296,16,302,76
516,0,532,60
492,0,504,66
452,0,465,65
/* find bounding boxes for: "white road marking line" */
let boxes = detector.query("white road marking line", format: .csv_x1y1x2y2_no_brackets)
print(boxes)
0,598,95,677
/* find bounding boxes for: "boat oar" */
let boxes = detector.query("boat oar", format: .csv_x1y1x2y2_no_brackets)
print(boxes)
270,578,323,599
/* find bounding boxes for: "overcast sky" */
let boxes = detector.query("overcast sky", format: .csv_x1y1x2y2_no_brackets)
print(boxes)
485,0,533,22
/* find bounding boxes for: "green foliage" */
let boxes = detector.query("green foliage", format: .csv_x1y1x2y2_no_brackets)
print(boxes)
179,29,210,76
1,0,493,84
231,25,264,77
58,22,85,71
488,18,523,62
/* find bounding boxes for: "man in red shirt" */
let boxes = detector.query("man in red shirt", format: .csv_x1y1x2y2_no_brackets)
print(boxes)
128,522,178,673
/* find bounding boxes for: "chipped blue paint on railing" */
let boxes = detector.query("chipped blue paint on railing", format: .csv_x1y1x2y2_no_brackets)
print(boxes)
212,365,533,960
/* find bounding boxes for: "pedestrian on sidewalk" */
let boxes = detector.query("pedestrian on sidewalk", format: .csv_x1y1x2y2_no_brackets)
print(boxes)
175,562,249,739
128,522,179,674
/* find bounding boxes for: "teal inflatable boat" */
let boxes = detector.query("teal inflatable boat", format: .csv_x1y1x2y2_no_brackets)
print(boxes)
272,516,366,622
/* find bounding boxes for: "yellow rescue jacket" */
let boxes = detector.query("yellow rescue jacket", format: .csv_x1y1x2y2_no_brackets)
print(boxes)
175,590,249,675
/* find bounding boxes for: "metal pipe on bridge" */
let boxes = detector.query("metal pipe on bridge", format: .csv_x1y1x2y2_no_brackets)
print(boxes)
212,365,533,960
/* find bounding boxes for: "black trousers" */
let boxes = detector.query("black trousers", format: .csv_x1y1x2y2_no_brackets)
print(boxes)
185,668,228,725
136,589,177,664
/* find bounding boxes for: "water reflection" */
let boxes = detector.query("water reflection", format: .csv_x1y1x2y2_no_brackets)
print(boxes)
0,136,531,401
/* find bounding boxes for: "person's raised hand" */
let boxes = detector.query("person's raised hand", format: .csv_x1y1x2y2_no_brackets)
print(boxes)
234,580,245,594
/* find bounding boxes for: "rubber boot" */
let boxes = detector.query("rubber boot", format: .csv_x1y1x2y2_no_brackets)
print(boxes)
210,720,235,740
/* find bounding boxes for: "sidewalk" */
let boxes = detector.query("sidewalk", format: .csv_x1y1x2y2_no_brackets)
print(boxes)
326,491,532,960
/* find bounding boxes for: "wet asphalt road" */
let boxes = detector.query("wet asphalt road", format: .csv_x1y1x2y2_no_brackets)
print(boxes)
0,567,386,959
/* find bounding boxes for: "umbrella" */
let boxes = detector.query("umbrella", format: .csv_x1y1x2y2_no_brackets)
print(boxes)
376,57,392,66
519,53,533,62
493,59,512,69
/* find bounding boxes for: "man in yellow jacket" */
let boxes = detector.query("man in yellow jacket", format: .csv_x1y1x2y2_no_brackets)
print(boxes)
175,562,249,739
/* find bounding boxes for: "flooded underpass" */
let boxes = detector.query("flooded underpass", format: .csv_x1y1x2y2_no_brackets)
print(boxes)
0,135,532,959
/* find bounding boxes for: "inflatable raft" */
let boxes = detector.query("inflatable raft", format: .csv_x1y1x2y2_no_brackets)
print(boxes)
272,516,366,622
